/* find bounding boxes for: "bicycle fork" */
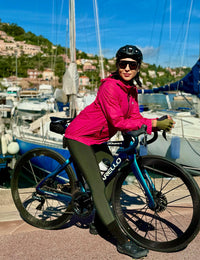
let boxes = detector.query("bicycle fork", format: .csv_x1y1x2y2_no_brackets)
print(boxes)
131,154,156,209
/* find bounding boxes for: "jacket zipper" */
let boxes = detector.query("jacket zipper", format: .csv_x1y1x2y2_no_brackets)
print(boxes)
100,126,104,135
127,94,130,116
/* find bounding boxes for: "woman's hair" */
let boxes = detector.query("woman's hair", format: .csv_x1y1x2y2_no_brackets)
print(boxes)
134,71,142,88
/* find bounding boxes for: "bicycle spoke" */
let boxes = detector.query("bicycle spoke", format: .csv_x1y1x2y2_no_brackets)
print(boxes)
122,186,146,201
113,156,200,252
162,182,185,196
12,148,77,229
168,194,191,204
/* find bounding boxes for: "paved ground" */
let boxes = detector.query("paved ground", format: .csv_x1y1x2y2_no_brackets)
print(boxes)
1,182,200,260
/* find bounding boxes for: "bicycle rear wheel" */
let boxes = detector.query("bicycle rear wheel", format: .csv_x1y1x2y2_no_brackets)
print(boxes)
112,155,200,252
11,148,77,230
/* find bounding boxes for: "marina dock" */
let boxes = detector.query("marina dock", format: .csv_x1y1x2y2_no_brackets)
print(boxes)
1,178,200,260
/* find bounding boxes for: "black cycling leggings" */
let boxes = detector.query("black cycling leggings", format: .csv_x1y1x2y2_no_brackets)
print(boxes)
65,138,115,226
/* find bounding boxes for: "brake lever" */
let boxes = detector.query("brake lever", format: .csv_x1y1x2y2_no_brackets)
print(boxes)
162,130,167,140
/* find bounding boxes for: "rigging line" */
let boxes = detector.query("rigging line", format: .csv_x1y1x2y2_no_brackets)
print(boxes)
149,0,159,47
179,89,196,112
93,0,105,79
170,0,190,66
185,137,200,157
181,0,194,66
167,0,172,67
51,0,55,70
53,0,65,70
65,19,69,65
199,31,200,58
155,0,168,66
151,0,168,85
169,0,171,41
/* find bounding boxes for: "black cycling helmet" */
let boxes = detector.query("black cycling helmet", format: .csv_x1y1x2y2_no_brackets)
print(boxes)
116,45,143,64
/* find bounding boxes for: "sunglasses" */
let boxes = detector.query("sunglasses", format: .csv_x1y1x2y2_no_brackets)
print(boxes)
118,61,138,70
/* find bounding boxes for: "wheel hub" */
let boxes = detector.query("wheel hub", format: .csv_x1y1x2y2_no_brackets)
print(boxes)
150,191,168,213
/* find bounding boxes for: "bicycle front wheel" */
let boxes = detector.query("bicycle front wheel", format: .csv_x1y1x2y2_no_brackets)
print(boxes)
112,155,200,252
11,148,77,230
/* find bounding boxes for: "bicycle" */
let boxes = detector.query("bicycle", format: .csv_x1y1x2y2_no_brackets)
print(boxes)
11,119,200,253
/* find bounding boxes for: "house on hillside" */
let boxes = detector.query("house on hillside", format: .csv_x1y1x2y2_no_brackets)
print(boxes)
27,69,42,79
0,30,43,57
83,62,96,72
79,76,90,89
42,69,54,81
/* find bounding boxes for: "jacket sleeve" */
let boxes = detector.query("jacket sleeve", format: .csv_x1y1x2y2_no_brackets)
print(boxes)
97,82,153,134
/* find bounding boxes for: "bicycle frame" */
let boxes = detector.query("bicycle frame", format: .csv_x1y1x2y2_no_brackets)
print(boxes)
105,138,156,209
35,136,156,209
36,158,73,202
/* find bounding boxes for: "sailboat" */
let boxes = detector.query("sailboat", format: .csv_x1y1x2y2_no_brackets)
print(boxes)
140,59,200,175
13,0,78,158
136,0,200,175
12,0,200,176
14,0,105,157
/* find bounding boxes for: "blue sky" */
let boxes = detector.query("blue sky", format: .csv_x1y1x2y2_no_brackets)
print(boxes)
1,0,199,68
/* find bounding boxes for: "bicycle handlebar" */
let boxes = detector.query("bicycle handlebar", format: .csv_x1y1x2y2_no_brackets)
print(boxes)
124,125,158,145
117,125,158,154
126,124,147,138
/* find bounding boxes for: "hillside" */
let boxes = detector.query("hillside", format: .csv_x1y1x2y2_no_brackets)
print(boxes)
0,21,191,89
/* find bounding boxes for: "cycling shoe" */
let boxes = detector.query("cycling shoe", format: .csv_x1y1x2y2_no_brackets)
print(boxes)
117,240,149,259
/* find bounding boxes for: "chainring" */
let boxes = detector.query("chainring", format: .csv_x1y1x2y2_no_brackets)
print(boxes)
72,191,94,217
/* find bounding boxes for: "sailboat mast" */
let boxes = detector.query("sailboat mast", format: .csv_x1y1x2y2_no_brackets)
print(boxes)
69,0,76,63
93,0,105,79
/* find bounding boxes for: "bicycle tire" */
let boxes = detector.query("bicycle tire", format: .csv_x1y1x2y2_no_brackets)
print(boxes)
11,148,77,230
112,155,200,252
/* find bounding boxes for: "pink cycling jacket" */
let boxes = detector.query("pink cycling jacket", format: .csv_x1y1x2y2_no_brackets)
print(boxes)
65,75,153,145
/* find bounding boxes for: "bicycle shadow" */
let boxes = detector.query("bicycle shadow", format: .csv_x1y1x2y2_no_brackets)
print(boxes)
119,190,184,238
20,197,94,231
61,213,94,230
21,192,184,246
61,213,116,245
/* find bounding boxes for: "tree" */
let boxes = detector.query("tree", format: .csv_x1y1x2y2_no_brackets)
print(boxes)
54,56,65,82
0,23,25,37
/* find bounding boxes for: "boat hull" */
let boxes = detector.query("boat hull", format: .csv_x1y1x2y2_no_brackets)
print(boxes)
16,138,69,157
147,133,200,175
16,138,72,182
141,108,200,175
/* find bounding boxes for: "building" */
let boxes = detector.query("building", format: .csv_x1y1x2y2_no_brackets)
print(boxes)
148,70,156,78
42,69,55,81
0,30,43,57
83,62,96,72
157,71,165,77
27,69,43,79
79,76,90,87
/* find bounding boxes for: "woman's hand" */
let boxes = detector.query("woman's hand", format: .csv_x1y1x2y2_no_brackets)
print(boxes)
152,115,175,131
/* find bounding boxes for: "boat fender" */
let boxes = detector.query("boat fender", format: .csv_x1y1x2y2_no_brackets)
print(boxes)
4,133,13,143
170,136,180,159
7,142,20,155
1,134,8,155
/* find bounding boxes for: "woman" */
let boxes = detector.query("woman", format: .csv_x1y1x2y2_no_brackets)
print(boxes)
64,45,174,259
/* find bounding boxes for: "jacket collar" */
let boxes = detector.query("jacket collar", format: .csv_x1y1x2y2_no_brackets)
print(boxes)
101,74,136,94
